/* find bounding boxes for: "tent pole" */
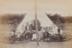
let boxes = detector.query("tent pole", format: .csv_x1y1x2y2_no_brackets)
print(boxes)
34,0,39,47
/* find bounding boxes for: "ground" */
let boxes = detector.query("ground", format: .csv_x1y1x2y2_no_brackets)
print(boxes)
0,23,72,48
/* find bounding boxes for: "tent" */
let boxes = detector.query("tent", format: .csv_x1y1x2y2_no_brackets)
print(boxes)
15,15,58,38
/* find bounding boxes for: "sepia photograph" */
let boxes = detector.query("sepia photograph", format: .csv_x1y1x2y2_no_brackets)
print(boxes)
0,0,72,48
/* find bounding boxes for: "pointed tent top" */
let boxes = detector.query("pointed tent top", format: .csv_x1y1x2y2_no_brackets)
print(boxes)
16,14,57,30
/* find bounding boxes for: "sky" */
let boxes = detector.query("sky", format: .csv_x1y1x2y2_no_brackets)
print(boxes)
0,0,72,16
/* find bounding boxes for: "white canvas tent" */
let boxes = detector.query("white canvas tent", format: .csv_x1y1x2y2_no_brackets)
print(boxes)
15,15,58,38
